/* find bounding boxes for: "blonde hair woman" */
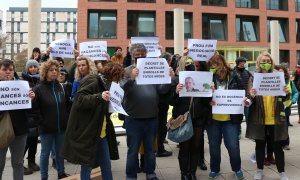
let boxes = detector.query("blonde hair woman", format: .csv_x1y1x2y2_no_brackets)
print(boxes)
71,56,97,99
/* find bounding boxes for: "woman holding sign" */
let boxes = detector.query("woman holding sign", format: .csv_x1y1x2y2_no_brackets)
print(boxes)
171,56,211,180
246,52,290,180
207,54,245,180
0,59,35,180
61,61,123,180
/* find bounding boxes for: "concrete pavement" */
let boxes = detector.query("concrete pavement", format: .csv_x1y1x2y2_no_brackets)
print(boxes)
2,115,300,180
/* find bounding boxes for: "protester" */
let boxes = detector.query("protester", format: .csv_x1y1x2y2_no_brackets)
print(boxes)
71,56,97,100
274,65,298,150
246,52,290,180
207,54,245,179
293,61,300,123
121,43,174,180
0,59,35,180
123,51,132,68
156,52,173,158
61,61,123,180
171,55,211,180
32,60,69,180
22,59,40,175
111,47,124,65
31,47,42,62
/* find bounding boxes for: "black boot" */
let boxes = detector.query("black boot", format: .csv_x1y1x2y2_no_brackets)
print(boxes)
179,156,190,180
189,173,197,180
28,159,40,171
24,166,33,175
190,156,199,180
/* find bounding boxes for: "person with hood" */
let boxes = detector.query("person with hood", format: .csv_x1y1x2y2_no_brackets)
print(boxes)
32,60,69,180
22,59,40,175
245,52,290,180
61,61,123,180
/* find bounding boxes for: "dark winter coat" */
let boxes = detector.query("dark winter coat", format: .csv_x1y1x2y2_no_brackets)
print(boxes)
61,74,119,167
170,77,211,127
233,67,252,93
245,76,289,141
33,80,68,134
212,70,245,124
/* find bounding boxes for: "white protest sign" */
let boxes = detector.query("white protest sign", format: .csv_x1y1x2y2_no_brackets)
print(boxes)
0,81,31,110
253,72,286,96
136,58,171,85
212,89,245,114
179,71,213,97
50,39,74,58
109,82,128,116
131,37,161,57
187,39,217,61
79,41,107,61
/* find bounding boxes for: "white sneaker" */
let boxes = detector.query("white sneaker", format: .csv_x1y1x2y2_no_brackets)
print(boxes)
279,172,289,180
254,169,263,180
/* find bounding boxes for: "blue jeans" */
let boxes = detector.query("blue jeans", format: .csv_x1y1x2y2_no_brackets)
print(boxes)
125,117,158,180
207,120,241,173
0,135,27,180
40,132,65,179
80,137,112,180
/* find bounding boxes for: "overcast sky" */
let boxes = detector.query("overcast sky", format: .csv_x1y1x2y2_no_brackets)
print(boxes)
0,0,77,12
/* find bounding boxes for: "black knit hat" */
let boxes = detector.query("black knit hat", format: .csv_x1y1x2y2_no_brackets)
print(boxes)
235,57,247,65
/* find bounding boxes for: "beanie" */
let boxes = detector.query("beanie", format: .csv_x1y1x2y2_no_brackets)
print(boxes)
235,57,247,65
26,59,40,72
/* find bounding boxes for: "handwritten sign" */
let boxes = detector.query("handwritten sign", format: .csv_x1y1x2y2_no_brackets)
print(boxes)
212,90,245,114
179,71,213,97
187,39,217,61
50,39,74,58
79,41,107,61
136,58,171,85
109,82,128,116
0,81,31,110
131,37,161,57
253,72,286,96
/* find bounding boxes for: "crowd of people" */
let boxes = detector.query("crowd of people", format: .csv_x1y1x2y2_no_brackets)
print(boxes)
0,43,298,180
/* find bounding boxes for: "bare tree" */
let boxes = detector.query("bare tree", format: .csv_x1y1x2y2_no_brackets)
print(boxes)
0,33,9,58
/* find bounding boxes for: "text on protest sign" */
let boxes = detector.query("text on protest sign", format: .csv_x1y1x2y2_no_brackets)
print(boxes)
253,72,285,96
80,41,107,61
187,39,217,61
136,58,171,85
131,37,161,57
50,39,75,58
109,82,128,116
0,81,31,110
179,71,213,97
212,89,245,114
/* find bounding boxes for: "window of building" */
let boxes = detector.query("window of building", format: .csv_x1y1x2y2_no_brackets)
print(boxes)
297,19,300,43
266,0,288,11
165,0,192,4
127,11,155,38
128,0,155,2
88,11,117,39
17,22,20,32
53,12,56,21
279,50,290,66
165,12,193,39
202,13,227,40
20,12,24,21
67,12,71,21
297,50,300,62
235,0,258,8
267,18,289,43
166,47,174,55
297,0,300,11
202,0,227,6
236,15,259,42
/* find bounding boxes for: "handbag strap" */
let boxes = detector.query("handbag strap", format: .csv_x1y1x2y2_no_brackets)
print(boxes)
188,97,193,111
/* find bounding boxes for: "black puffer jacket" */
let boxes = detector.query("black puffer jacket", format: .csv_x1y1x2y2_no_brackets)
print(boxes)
33,80,68,134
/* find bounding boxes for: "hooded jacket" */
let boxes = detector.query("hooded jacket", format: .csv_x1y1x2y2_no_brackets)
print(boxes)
61,74,119,167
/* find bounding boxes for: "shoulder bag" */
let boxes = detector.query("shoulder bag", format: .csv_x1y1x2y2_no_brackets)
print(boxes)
0,111,15,149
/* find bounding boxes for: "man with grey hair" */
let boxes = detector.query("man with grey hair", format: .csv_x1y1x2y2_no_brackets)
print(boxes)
121,43,174,180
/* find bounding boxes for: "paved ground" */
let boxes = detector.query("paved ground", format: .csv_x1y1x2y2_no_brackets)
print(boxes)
2,115,300,180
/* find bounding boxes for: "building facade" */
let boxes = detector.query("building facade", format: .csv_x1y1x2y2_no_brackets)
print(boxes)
4,7,77,60
78,0,300,70
0,10,3,33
